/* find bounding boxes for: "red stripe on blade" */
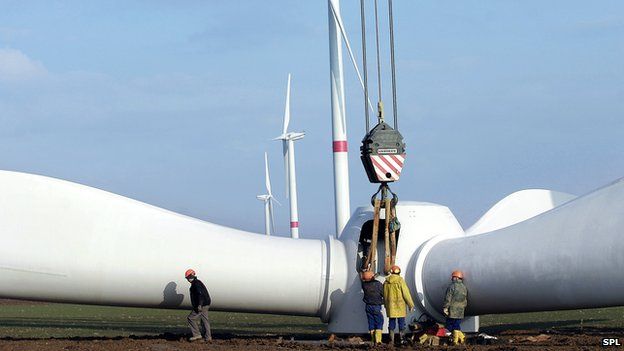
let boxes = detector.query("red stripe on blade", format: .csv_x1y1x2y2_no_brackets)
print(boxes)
290,221,299,228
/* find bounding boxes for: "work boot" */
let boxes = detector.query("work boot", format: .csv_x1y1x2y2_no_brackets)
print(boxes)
399,330,408,345
374,329,383,344
389,330,395,345
457,330,466,344
451,330,460,345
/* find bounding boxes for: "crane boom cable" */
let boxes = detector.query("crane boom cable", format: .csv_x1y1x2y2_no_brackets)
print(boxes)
360,0,370,133
388,0,398,131
374,0,382,107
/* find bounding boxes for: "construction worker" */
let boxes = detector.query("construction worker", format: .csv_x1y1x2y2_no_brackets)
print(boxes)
361,271,384,345
383,265,414,345
443,270,468,345
185,269,212,342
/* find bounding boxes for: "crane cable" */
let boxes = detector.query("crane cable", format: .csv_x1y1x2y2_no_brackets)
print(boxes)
374,0,383,120
360,0,370,133
388,0,398,130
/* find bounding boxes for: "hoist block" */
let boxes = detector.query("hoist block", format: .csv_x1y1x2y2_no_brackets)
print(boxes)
360,122,406,183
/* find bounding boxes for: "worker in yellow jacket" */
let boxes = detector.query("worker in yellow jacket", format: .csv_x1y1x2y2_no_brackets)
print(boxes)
383,265,414,345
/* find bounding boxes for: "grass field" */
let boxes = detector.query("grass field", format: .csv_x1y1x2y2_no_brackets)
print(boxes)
0,301,623,339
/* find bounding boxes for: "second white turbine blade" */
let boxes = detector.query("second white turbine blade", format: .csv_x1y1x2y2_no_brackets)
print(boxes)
282,73,291,135
264,152,272,196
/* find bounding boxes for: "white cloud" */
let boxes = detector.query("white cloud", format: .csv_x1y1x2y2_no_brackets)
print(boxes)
0,48,47,81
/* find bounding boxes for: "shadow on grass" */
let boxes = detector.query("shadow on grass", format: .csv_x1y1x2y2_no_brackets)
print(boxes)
482,319,611,334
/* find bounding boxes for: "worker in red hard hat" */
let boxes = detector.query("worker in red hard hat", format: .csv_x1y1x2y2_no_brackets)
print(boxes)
443,270,468,345
383,265,414,346
360,270,384,345
185,269,212,342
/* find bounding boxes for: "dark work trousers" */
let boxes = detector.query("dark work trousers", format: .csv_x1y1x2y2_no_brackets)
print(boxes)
445,318,461,331
188,305,212,340
388,317,405,331
365,304,384,330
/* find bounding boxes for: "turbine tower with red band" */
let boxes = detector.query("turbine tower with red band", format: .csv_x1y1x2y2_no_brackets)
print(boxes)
273,74,304,239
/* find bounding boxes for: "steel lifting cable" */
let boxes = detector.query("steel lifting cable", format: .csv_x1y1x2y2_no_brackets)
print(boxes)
388,0,398,130
373,0,384,121
360,0,370,133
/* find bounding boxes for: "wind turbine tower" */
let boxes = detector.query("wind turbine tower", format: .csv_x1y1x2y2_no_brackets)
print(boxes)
274,74,304,239
256,152,278,236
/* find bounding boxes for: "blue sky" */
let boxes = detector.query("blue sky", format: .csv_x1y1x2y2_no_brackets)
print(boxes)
0,1,622,238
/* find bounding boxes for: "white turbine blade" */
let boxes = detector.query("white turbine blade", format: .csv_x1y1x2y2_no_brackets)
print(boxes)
329,0,375,115
270,195,282,206
282,74,291,135
264,152,272,195
269,199,276,236
283,141,290,198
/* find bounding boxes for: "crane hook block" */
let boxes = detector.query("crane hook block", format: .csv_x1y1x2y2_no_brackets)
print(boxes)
360,122,406,183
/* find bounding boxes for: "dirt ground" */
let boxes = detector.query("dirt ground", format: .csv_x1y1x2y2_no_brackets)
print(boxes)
0,328,618,351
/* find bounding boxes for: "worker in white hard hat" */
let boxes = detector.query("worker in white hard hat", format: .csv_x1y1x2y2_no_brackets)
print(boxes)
443,270,468,345
185,269,212,342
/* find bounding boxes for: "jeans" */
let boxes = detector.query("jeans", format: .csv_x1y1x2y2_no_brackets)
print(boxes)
388,317,405,332
365,304,384,330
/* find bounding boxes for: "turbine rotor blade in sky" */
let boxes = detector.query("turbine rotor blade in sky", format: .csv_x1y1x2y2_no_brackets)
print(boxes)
264,152,272,196
282,73,291,135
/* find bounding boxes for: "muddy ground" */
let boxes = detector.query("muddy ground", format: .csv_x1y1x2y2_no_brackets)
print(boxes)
0,328,619,351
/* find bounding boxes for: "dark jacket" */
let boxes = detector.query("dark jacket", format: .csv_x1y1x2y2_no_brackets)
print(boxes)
361,279,384,305
190,279,211,309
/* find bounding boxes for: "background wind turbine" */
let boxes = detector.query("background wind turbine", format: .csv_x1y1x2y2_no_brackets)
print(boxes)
256,152,279,236
274,74,304,239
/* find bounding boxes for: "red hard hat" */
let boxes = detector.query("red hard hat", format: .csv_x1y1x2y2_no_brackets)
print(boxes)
185,269,196,278
451,270,463,279
361,271,374,281
390,265,401,274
